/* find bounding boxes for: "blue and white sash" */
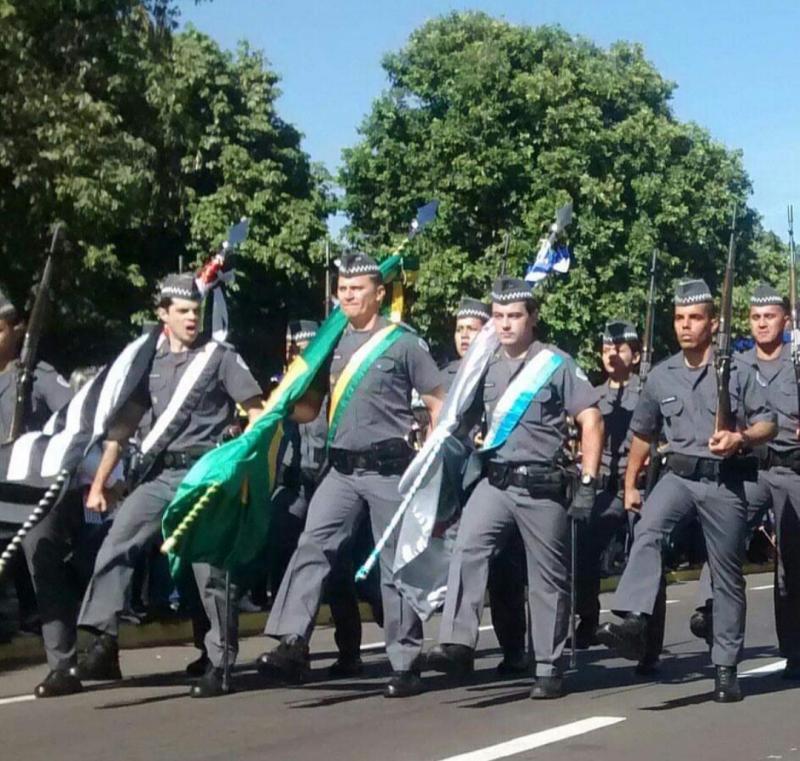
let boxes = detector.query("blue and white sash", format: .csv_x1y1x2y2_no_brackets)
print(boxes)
482,348,564,451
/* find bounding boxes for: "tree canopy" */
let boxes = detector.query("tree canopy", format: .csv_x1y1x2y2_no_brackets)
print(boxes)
340,12,787,368
0,0,330,378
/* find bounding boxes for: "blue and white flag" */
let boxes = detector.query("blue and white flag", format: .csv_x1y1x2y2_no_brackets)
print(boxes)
525,241,571,284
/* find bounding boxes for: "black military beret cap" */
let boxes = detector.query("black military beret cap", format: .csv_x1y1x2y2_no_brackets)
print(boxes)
456,297,491,322
491,277,533,305
0,286,17,321
286,319,319,342
159,273,201,302
750,283,786,307
603,319,639,344
674,278,713,305
337,251,380,278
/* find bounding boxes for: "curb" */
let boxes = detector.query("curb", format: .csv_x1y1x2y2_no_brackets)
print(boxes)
0,565,773,671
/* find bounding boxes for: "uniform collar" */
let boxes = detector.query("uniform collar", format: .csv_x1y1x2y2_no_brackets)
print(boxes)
753,342,791,383
345,314,388,336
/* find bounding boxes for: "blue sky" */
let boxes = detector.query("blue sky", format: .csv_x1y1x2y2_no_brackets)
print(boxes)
179,1,799,240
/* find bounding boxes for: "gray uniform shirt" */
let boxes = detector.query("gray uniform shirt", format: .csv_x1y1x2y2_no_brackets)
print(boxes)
440,359,461,393
282,406,329,477
596,375,641,478
481,341,597,465
0,361,72,439
742,345,799,454
145,342,262,452
630,351,774,459
326,316,441,450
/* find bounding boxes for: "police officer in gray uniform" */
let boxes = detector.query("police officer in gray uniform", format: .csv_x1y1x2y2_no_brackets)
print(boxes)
271,319,371,677
259,252,444,698
0,286,73,440
71,274,263,699
0,286,74,689
442,296,528,674
575,320,640,646
577,319,666,674
428,277,603,699
597,279,777,703
692,284,800,678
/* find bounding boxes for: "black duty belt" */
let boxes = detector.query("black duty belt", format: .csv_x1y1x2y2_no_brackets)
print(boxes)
666,453,759,482
329,438,413,477
486,460,566,501
161,449,210,470
763,448,800,473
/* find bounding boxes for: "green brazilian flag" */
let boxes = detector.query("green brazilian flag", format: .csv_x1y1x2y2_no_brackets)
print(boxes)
161,253,406,578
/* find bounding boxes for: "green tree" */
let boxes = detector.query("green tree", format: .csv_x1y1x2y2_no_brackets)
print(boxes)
341,12,780,368
0,1,330,378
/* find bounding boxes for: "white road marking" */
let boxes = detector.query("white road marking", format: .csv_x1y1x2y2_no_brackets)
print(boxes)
751,584,774,591
740,659,786,677
0,695,36,707
434,716,626,761
666,600,680,604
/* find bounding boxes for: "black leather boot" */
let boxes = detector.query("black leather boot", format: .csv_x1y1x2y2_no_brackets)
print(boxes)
34,670,83,698
190,666,230,698
530,675,564,699
384,671,424,698
256,635,310,683
783,658,800,680
425,644,474,678
328,655,364,678
497,649,529,676
71,633,122,681
689,607,713,646
186,652,211,677
713,666,742,703
596,613,648,662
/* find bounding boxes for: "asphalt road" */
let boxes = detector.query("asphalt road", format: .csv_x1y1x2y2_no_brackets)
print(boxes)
1,572,797,761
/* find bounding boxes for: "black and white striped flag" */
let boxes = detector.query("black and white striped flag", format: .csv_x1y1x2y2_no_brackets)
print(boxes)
0,329,159,523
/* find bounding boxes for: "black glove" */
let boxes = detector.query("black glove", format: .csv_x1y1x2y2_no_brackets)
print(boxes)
568,479,596,522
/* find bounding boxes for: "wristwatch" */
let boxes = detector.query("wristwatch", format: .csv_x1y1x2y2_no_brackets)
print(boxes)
580,473,596,487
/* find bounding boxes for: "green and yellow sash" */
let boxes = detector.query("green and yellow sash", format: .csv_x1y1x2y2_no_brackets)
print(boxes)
327,323,406,445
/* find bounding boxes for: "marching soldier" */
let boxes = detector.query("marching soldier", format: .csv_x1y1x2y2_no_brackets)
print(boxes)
578,319,666,674
68,274,264,699
428,277,603,699
271,319,377,677
597,279,777,702
442,296,528,674
692,284,800,678
0,286,73,653
259,252,444,698
575,321,639,647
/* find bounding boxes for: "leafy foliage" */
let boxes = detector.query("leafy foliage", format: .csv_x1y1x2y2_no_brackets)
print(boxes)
0,1,330,378
340,12,787,368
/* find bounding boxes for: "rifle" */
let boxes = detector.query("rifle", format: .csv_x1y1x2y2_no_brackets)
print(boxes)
640,249,658,382
788,206,800,409
6,223,64,443
324,238,332,318
714,206,737,433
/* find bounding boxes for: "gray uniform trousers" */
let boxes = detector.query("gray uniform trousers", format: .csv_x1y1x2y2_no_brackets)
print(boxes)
439,478,570,678
763,467,800,660
696,477,771,607
77,467,238,668
265,466,423,672
19,493,84,671
612,472,748,666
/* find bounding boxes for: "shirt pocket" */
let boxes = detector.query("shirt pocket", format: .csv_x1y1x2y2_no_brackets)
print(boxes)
523,386,552,424
365,356,397,394
659,396,684,423
148,373,171,412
